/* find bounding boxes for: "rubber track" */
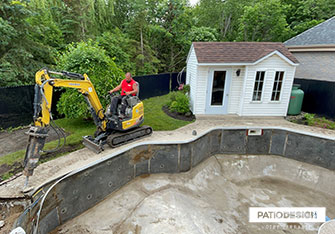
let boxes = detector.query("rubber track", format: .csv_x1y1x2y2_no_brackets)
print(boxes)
106,125,153,148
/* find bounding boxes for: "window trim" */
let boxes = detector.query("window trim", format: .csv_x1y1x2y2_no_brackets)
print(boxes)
251,70,266,103
270,70,285,103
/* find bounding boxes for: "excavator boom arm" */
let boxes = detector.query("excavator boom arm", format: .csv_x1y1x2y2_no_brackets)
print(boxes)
34,69,106,130
23,69,107,182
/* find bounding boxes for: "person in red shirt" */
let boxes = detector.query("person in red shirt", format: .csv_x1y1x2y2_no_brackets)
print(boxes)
109,72,138,117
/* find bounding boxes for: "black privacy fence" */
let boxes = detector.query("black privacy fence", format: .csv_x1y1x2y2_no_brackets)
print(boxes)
294,78,335,119
0,72,186,129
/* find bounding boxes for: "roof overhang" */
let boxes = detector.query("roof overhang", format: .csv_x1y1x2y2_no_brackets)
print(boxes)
196,50,299,67
286,44,335,52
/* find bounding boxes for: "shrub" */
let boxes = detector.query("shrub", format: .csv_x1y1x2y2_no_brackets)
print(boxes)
304,113,315,126
168,92,190,114
56,40,124,118
181,84,190,94
166,91,177,107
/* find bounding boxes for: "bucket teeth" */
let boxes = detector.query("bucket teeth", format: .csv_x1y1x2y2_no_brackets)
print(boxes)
82,136,103,154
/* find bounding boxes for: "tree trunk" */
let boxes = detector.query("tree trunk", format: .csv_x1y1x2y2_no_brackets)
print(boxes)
170,43,174,72
252,28,257,41
140,27,144,56
244,25,247,41
140,27,144,65
223,14,232,39
220,11,225,38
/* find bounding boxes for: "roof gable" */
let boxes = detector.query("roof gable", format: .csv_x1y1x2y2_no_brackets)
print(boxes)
192,42,298,65
284,16,335,46
186,43,196,64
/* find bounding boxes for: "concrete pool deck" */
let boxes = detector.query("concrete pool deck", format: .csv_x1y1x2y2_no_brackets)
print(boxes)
53,155,335,234
0,116,334,199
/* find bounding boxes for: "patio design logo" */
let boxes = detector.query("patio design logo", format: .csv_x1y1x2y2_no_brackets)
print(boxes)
249,207,326,223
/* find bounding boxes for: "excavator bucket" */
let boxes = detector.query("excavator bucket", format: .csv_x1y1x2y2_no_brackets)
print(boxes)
82,136,104,154
23,126,48,177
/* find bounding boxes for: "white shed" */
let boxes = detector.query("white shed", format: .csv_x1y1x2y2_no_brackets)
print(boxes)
186,42,299,116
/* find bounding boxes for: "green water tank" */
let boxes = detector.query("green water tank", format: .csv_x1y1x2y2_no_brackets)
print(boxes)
287,84,304,115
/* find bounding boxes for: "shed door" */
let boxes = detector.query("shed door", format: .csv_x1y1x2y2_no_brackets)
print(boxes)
206,69,231,114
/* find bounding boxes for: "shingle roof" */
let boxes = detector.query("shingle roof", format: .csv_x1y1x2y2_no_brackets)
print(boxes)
284,16,335,46
193,42,298,64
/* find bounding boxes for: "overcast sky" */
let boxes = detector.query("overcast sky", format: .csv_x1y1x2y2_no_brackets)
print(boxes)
189,0,199,6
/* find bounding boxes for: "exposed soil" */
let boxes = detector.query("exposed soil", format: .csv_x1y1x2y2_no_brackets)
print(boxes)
285,112,335,130
0,162,22,182
0,143,82,183
0,126,75,182
0,126,69,157
0,200,26,234
162,105,195,121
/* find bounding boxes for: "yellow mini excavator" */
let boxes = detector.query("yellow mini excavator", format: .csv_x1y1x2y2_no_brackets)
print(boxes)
23,69,152,187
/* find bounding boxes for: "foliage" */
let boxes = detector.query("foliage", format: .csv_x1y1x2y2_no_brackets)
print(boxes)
56,40,124,118
187,26,218,43
28,0,115,41
96,30,135,74
303,113,335,129
181,84,190,94
238,0,289,41
1,0,335,87
0,0,55,87
154,0,194,72
304,113,316,125
194,0,247,41
168,91,190,114
97,28,160,76
283,0,335,37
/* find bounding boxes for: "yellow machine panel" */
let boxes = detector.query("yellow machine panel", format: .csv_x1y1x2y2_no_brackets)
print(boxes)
122,102,144,130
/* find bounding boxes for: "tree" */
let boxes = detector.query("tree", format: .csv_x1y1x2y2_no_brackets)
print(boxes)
28,0,115,41
96,29,160,76
0,0,55,87
283,0,335,38
121,0,162,75
187,26,218,43
97,30,135,75
151,0,194,72
194,0,249,41
56,40,124,118
238,0,289,42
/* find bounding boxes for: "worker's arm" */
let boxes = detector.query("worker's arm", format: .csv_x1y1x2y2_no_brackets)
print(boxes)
109,82,122,93
125,83,138,96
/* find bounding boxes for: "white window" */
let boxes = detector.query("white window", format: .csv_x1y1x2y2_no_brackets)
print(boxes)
271,71,284,101
252,71,265,101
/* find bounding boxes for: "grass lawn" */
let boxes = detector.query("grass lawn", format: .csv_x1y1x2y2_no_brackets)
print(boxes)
143,92,194,130
0,93,193,180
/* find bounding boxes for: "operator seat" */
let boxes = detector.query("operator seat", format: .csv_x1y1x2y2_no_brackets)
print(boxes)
126,82,140,107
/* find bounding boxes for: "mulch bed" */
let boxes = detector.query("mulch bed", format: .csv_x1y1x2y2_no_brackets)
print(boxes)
162,105,196,121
